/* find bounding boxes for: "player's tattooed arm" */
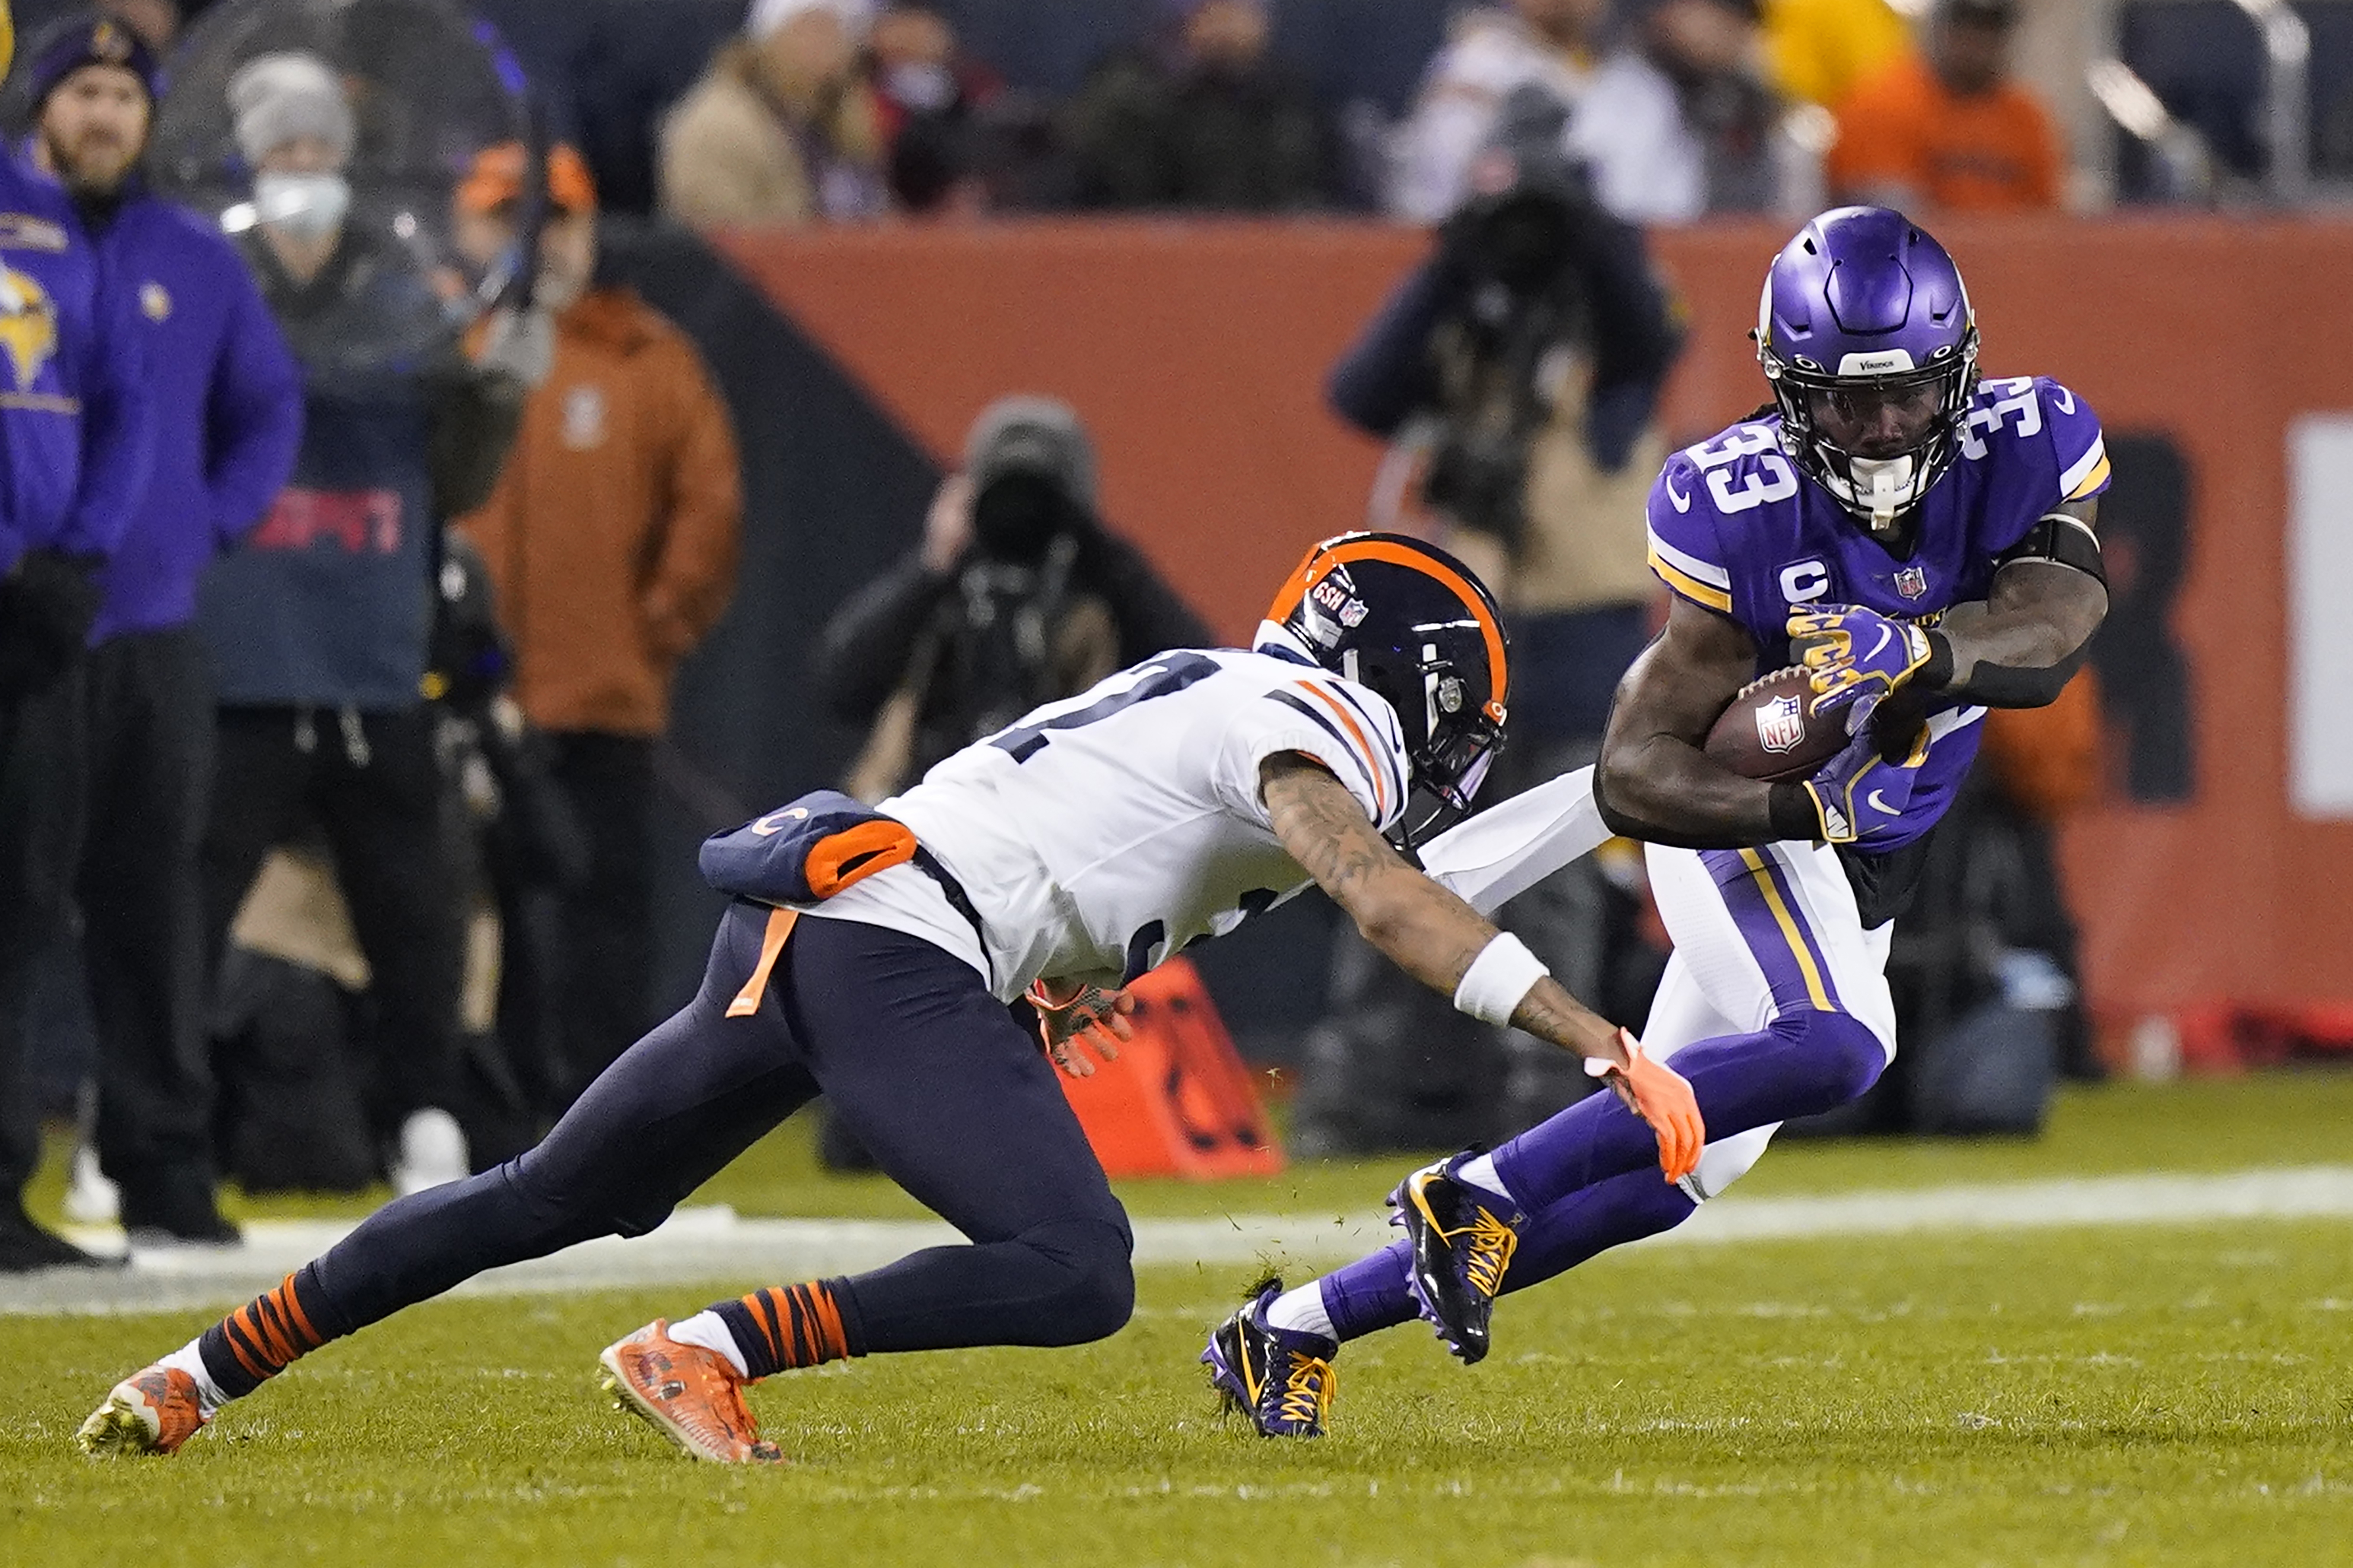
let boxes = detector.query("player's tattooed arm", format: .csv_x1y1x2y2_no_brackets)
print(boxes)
1260,754,1628,1066
1917,498,2109,709
1594,597,1819,849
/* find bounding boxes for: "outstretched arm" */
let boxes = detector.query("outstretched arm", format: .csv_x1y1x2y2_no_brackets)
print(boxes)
1262,753,1702,1179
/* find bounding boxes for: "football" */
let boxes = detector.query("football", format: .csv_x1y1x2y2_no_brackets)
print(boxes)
1702,666,1847,782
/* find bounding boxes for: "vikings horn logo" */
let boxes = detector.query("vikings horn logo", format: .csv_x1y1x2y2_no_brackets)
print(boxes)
0,265,59,393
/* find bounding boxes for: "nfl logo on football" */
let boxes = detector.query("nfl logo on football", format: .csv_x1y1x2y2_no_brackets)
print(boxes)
1755,694,1806,754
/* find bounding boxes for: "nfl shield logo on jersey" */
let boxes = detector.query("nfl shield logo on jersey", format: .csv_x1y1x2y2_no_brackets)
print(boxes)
1894,566,1929,600
1755,694,1807,754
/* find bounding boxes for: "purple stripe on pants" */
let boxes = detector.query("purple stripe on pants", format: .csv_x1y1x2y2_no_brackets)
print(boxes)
1699,846,1841,1015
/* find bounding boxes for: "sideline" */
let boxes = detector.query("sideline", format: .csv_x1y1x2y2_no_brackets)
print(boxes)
11,1164,2353,1317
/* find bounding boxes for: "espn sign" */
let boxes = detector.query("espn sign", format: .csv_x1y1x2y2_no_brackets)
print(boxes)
2291,417,2353,818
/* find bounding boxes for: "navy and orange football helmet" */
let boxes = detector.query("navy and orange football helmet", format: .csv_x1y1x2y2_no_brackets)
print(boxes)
1265,531,1510,848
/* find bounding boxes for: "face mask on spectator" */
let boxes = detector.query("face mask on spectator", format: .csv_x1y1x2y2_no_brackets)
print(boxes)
254,170,349,240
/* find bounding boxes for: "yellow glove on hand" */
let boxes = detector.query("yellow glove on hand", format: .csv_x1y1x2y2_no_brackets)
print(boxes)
1787,604,1934,718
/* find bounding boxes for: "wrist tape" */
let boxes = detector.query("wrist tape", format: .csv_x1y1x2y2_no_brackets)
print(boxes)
1453,933,1550,1027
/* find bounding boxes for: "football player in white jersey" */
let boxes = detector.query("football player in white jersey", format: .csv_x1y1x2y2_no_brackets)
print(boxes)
80,533,1701,1465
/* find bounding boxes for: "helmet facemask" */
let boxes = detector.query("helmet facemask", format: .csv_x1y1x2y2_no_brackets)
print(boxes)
1346,637,1507,852
1762,323,1979,543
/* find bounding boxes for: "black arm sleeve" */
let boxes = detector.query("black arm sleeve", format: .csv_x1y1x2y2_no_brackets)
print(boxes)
814,555,956,722
1594,772,1822,849
1995,512,2107,588
1931,636,2094,709
1081,526,1215,662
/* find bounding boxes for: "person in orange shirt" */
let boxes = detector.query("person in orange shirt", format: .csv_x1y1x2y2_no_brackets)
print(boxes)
1827,0,2062,212
450,144,743,1103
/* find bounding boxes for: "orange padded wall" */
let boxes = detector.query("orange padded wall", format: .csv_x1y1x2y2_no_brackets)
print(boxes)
713,216,2353,1026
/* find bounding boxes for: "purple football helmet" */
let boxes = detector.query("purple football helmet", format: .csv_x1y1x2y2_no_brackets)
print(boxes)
1755,207,1980,535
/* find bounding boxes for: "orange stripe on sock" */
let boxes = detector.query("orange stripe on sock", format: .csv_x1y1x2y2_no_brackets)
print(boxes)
246,1305,286,1368
221,1317,269,1381
255,1296,299,1365
272,1275,322,1350
741,1290,783,1363
784,1289,813,1366
265,1296,305,1361
727,908,799,1018
234,1305,281,1368
808,1284,849,1362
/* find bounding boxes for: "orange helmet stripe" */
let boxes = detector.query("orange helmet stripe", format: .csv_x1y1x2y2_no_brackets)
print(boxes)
1267,538,1508,722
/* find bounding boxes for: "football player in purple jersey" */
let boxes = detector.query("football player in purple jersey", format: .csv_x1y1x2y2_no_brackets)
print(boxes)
1207,206,2110,1437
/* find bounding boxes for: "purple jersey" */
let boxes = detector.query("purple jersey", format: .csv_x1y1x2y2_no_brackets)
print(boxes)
1646,374,2110,848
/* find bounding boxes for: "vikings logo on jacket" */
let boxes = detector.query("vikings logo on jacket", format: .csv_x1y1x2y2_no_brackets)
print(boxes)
0,262,58,396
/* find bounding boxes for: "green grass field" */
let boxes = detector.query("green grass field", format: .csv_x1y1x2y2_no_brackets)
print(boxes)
11,1075,2353,1566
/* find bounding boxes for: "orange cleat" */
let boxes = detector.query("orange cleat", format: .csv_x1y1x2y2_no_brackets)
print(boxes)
598,1320,783,1465
77,1365,210,1458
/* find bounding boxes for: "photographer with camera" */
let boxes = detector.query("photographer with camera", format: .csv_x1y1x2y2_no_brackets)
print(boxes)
818,397,1210,803
1298,87,1682,1152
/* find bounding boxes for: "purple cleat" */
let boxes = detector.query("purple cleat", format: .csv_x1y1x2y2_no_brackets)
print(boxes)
1202,1280,1339,1439
1389,1151,1525,1365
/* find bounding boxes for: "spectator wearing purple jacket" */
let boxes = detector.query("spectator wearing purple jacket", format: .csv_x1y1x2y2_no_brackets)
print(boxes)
25,17,302,1247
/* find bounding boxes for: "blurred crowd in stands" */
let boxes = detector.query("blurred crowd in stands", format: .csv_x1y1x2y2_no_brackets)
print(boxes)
34,0,2353,222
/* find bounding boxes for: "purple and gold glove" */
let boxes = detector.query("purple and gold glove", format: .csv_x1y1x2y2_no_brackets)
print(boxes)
1787,604,1934,718
1800,693,1929,845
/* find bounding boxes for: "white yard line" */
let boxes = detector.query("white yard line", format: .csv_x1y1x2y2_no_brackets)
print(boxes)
11,1165,2353,1317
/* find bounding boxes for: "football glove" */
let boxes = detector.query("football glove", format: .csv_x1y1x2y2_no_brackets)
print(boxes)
1800,693,1929,845
1787,603,1934,718
1028,978,1135,1078
1584,1029,1704,1184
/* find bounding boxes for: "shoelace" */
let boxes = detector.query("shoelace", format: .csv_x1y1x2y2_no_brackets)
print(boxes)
1275,1349,1336,1429
1459,1205,1520,1299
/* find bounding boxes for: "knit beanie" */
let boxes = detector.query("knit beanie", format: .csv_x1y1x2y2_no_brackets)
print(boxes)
965,397,1099,511
228,51,354,165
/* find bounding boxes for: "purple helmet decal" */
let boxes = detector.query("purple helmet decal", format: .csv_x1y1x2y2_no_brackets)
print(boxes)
1755,207,1980,537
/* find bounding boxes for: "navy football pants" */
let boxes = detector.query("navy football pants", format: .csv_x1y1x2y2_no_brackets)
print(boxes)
295,904,1135,1355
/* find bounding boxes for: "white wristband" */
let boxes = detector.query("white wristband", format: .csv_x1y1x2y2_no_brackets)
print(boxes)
1452,932,1550,1027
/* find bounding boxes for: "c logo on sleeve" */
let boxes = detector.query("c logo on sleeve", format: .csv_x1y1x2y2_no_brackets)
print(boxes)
1779,559,1831,604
